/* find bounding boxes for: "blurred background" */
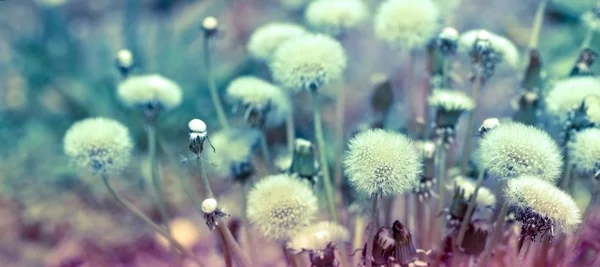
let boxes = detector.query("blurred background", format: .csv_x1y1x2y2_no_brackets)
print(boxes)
0,0,598,266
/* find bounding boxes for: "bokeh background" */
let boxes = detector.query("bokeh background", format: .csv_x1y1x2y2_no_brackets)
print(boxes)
0,0,598,266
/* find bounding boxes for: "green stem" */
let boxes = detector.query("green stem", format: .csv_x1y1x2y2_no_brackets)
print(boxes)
147,124,170,229
216,225,233,267
583,176,600,219
415,195,425,247
517,238,532,266
334,81,346,213
529,0,548,49
560,163,573,192
101,175,205,267
581,27,595,50
455,170,485,247
197,155,214,198
240,182,256,265
310,90,338,222
216,222,252,267
479,202,509,266
203,33,230,130
286,108,295,154
259,130,274,173
436,144,448,241
460,75,482,175
283,245,300,267
366,196,379,267
351,215,365,267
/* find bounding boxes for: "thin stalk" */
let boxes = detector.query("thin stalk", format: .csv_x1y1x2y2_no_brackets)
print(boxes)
352,215,365,267
529,0,548,49
203,33,230,130
334,81,346,214
216,222,252,267
383,197,393,226
581,28,595,50
216,225,233,267
286,107,295,154
583,177,600,219
147,124,170,229
517,238,532,266
240,182,256,265
436,144,448,241
479,202,510,266
259,130,274,173
404,194,413,230
415,195,425,247
310,89,338,222
460,75,482,175
560,163,573,192
366,196,379,267
196,155,214,198
455,170,485,247
101,175,205,267
283,245,300,267
536,236,551,267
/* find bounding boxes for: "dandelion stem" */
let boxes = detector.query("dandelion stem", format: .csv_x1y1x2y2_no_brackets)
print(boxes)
581,27,595,50
560,163,573,193
101,175,205,267
196,155,214,198
282,245,299,267
460,74,482,175
310,89,338,222
415,195,426,247
537,236,551,267
529,0,548,49
259,130,274,173
479,202,509,266
334,81,346,215
240,182,256,265
287,108,295,154
216,224,233,267
366,196,379,267
517,238,532,266
216,222,252,267
146,123,171,229
583,173,600,219
203,32,230,130
455,170,485,247
436,144,448,240
352,215,365,267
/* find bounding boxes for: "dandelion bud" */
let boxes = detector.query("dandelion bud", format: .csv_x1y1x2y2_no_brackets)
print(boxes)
364,221,423,266
437,27,459,55
201,16,219,37
460,29,519,77
569,48,598,76
201,198,218,214
247,174,318,241
428,89,474,132
290,138,319,183
188,119,207,133
413,141,436,201
478,122,562,181
188,119,209,156
477,117,500,137
345,129,422,197
115,49,134,76
506,176,581,240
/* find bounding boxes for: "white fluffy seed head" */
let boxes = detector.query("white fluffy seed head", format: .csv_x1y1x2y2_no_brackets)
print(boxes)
204,128,260,178
344,129,422,197
459,29,519,68
247,174,319,242
428,89,475,112
305,0,368,36
247,22,308,62
545,77,600,125
373,0,440,50
453,176,496,207
477,122,562,181
225,76,291,127
568,128,600,175
505,176,581,234
287,221,350,252
202,16,218,31
270,34,347,93
117,74,183,110
201,198,218,214
188,119,207,133
63,117,133,176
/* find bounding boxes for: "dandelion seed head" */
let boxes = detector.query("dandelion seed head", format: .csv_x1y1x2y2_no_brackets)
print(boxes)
117,74,183,110
373,0,440,50
459,29,519,68
270,34,347,92
201,198,218,214
428,89,475,112
453,176,496,207
545,77,600,125
568,128,600,175
204,128,260,178
506,176,581,234
344,129,422,196
225,76,290,127
477,122,562,181
288,221,350,252
247,22,308,62
188,119,207,133
247,174,318,241
305,0,368,36
63,117,133,176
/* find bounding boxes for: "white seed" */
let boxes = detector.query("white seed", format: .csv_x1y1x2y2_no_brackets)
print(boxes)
203,16,218,31
188,119,207,133
201,198,218,214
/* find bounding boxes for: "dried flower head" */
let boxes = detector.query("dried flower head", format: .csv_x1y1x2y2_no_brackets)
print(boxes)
247,22,308,62
117,74,183,111
545,77,600,125
459,29,519,68
344,129,422,196
247,174,318,241
477,122,562,181
429,89,474,128
453,176,496,207
305,0,368,36
270,34,347,92
204,128,260,181
63,117,133,176
506,176,581,238
288,221,349,252
568,128,600,175
373,0,440,50
225,76,290,128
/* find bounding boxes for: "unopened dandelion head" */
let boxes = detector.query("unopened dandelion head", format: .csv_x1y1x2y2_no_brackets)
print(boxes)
247,174,318,241
344,129,422,196
270,34,347,92
288,221,349,252
505,176,581,238
117,74,183,111
429,89,474,129
63,117,133,176
568,128,600,175
545,77,600,125
115,49,134,75
305,0,368,36
373,0,439,50
247,22,308,62
204,128,260,181
437,27,460,55
225,76,290,128
477,122,562,181
459,29,519,68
